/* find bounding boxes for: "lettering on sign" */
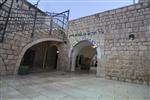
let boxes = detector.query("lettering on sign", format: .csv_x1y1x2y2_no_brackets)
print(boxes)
69,28,105,37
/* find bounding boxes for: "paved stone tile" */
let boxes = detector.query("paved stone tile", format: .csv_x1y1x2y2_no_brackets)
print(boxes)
0,86,30,100
39,87,67,100
0,72,149,100
60,95,80,100
15,86,41,98
31,95,52,100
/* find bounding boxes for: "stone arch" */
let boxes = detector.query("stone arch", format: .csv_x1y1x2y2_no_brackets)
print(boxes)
49,44,59,48
69,39,101,75
14,38,63,74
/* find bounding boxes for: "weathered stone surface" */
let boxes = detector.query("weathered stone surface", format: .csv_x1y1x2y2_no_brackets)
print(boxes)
139,0,150,3
0,0,150,85
67,1,150,85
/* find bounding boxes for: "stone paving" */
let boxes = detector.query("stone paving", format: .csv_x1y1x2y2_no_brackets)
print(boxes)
0,71,149,100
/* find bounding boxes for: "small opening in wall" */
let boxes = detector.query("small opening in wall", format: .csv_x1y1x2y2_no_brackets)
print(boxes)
64,41,67,44
129,34,135,40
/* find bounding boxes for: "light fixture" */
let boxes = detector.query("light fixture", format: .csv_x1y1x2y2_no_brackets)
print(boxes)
57,51,59,54
52,28,58,31
92,45,97,48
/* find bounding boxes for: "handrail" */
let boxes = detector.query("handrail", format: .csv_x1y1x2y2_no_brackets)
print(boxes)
0,2,69,42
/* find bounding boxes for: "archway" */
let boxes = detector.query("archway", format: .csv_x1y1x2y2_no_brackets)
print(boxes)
15,38,63,74
19,42,59,73
70,40,101,75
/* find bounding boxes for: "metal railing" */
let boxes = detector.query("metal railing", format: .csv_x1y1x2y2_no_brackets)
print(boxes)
46,10,69,30
0,1,69,42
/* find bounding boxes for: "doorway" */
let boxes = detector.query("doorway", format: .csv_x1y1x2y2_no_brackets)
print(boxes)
71,40,97,74
20,42,59,73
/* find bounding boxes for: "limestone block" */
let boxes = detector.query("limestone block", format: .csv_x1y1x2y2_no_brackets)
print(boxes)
3,44,11,50
7,55,14,60
139,0,150,3
139,45,148,50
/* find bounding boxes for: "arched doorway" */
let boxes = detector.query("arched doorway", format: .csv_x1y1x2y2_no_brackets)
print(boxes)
70,40,100,74
19,41,59,73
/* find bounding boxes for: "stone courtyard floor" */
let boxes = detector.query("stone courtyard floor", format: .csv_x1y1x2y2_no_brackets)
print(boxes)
0,71,149,100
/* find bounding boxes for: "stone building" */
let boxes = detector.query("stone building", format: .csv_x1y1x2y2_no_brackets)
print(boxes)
0,0,150,85
68,0,150,85
0,0,69,75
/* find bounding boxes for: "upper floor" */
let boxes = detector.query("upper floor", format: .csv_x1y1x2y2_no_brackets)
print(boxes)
0,0,70,42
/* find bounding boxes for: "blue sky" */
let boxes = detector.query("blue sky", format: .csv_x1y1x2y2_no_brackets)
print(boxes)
28,0,138,20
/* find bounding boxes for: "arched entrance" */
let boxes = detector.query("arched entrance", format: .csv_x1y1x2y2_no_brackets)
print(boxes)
14,38,63,74
20,41,59,73
70,40,100,74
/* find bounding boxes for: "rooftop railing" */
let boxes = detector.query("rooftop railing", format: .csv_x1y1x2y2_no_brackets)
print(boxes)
0,1,69,42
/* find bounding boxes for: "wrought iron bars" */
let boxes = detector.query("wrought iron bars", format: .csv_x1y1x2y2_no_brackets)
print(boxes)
46,10,70,41
0,1,70,42
46,10,70,37
0,0,14,42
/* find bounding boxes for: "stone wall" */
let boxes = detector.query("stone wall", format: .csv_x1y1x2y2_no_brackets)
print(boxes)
0,0,69,75
68,2,150,85
57,41,70,71
0,28,68,75
0,0,41,11
139,0,150,3
0,0,150,85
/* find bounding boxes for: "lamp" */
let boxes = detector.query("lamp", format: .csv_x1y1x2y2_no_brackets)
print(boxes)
92,45,97,48
57,51,59,54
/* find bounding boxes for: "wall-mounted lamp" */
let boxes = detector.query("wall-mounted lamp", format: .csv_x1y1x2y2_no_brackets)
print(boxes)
52,28,58,31
92,45,97,49
57,51,59,54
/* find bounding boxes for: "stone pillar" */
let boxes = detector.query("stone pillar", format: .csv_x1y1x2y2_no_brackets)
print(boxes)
139,0,150,3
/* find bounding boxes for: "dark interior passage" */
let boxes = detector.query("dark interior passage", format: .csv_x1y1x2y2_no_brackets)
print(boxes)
20,42,59,73
75,45,97,73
